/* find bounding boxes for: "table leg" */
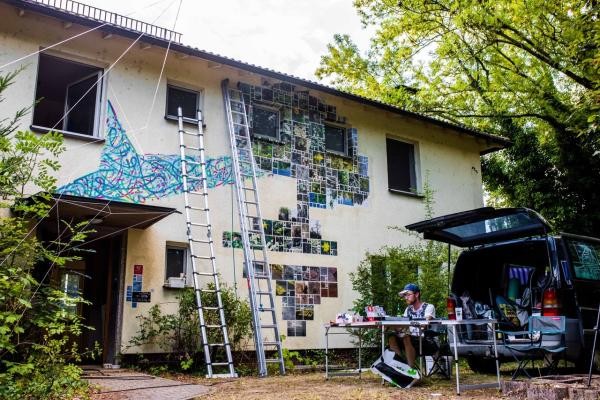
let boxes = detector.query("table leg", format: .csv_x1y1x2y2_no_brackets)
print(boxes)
381,325,385,385
452,325,460,395
325,326,330,380
358,328,362,378
492,322,501,389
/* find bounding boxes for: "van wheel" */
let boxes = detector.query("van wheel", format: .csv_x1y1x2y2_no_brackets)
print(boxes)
466,356,499,374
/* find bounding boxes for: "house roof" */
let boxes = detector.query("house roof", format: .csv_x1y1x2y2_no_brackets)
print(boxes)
4,0,511,154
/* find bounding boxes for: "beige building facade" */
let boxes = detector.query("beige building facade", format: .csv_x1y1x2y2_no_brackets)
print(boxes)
0,0,508,364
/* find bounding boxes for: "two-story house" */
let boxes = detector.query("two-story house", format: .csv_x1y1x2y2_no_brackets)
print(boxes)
0,0,509,365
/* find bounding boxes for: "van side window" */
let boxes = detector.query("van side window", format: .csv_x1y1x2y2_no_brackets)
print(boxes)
565,240,600,280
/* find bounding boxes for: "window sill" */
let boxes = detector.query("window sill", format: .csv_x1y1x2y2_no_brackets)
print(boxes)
163,283,189,289
388,188,424,199
31,125,105,143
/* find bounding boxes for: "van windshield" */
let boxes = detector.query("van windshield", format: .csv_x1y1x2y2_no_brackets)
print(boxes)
565,239,600,280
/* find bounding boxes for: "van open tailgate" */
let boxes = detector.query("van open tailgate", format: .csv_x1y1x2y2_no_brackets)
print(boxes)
405,207,552,247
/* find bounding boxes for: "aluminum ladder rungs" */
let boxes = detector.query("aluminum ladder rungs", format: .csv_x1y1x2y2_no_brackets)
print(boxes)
187,205,209,211
211,362,233,367
182,160,205,167
266,359,283,363
189,222,210,227
176,106,235,378
194,271,216,277
190,238,212,244
222,81,284,376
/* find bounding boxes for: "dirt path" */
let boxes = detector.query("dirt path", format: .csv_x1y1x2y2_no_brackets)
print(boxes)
182,372,503,400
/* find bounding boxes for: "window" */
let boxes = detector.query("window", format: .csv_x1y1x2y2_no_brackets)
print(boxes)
33,53,103,137
386,137,418,193
565,239,600,280
324,123,347,155
252,104,280,140
165,244,190,284
166,85,200,122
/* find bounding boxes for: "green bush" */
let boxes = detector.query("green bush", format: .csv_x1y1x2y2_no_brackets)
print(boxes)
0,69,93,399
128,282,252,373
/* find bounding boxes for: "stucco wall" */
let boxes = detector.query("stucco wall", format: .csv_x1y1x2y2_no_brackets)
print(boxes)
0,2,490,352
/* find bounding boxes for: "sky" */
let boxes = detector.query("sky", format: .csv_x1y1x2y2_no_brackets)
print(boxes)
79,0,374,82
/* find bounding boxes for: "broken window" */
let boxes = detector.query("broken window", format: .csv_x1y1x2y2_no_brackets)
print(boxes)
33,53,103,137
324,123,347,155
252,104,280,140
386,137,418,193
166,85,200,122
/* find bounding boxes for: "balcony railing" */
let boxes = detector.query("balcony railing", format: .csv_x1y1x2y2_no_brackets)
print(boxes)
24,0,182,43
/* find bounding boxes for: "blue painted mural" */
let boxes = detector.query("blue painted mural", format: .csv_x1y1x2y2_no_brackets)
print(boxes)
58,101,239,202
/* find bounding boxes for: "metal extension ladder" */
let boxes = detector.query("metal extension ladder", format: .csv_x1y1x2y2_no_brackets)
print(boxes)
221,80,285,377
176,107,236,378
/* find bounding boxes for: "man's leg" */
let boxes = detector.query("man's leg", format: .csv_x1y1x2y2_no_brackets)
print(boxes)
403,335,416,367
388,334,402,356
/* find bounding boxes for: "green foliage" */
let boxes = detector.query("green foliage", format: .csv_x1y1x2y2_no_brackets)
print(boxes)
318,0,600,236
127,283,253,372
0,69,92,399
349,182,458,347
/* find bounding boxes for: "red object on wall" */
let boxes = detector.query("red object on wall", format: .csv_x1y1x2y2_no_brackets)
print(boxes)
134,264,143,274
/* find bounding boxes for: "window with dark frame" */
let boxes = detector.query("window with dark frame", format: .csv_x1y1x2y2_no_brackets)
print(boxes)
33,53,103,137
252,104,280,140
165,246,188,280
324,123,347,155
386,137,417,193
166,85,200,121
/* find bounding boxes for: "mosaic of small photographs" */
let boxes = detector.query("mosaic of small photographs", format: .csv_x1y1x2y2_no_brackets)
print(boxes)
222,81,370,256
273,264,338,337
222,208,337,255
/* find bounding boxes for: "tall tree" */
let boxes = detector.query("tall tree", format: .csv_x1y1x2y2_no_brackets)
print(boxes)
317,0,600,235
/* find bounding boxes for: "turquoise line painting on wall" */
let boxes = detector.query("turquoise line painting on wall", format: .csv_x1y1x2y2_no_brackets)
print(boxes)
57,101,240,202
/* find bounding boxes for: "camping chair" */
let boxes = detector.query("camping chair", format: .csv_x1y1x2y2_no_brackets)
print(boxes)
421,325,452,379
501,315,566,380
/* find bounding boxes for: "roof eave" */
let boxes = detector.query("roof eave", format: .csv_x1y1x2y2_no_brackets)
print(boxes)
5,0,511,153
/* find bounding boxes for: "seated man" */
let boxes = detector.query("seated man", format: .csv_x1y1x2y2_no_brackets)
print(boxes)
388,283,436,367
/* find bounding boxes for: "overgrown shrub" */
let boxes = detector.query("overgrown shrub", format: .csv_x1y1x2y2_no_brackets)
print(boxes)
0,69,93,399
128,282,252,373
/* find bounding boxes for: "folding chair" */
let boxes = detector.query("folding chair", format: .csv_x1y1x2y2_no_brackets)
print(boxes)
501,316,566,380
421,326,452,379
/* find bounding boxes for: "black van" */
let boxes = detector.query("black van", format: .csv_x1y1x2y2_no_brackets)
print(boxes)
406,207,600,372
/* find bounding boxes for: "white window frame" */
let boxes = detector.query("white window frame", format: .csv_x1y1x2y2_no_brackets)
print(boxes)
63,70,103,137
31,51,107,140
165,243,192,287
385,135,421,195
165,84,202,124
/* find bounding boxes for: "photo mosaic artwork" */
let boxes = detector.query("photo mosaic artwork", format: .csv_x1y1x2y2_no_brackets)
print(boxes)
222,81,370,256
245,263,338,337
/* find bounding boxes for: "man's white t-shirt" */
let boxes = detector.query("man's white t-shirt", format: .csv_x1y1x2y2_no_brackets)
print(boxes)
402,302,436,335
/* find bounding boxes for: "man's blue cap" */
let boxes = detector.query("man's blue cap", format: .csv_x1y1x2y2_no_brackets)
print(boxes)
399,283,420,296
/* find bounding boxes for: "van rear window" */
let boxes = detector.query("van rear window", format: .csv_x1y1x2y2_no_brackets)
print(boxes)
565,239,600,280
